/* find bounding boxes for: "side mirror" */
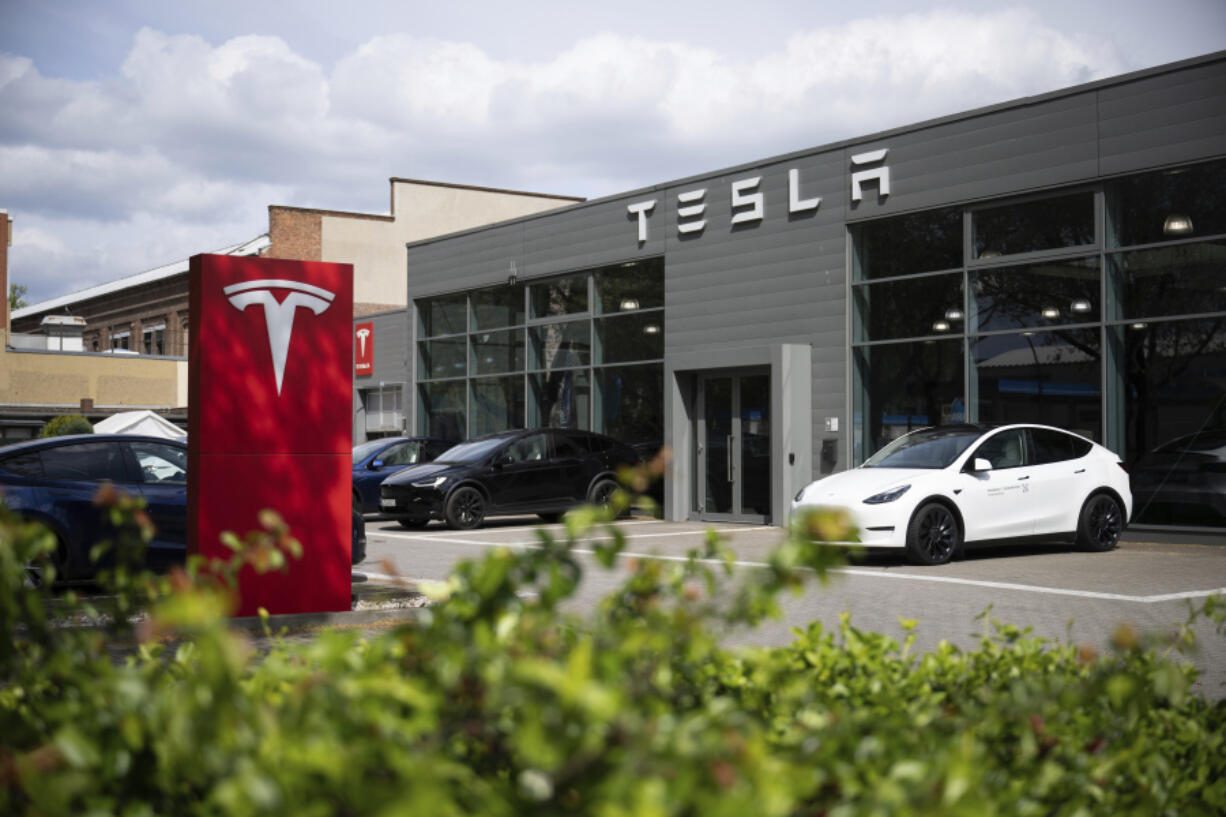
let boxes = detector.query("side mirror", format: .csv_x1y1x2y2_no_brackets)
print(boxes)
369,459,384,469
973,457,993,472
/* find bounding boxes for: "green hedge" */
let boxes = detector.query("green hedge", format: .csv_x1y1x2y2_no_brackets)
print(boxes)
39,415,93,437
1,488,1223,816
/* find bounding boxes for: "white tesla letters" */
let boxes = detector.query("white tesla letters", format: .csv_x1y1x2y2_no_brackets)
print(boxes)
225,279,336,395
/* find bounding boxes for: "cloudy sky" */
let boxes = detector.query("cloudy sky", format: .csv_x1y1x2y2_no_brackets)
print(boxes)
2,0,1223,305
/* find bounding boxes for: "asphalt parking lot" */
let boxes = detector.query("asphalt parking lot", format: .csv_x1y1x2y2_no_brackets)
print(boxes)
359,516,1226,697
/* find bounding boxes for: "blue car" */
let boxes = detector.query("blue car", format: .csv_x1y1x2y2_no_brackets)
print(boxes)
352,436,455,516
0,434,365,584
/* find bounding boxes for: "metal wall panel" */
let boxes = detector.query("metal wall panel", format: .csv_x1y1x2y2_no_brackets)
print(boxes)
1099,59,1226,176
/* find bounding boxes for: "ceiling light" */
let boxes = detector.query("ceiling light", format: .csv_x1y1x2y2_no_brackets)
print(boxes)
1041,307,1060,319
643,324,660,335
979,249,1001,259
621,262,638,268
944,308,964,321
1070,299,1092,313
932,320,950,332
1021,331,1034,337
1130,322,1148,330
620,298,640,311
1163,213,1194,236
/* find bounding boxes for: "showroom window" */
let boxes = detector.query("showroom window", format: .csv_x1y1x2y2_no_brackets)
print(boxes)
363,386,404,437
416,258,664,448
852,158,1226,529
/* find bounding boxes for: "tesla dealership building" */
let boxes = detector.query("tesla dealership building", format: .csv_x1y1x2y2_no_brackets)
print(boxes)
358,52,1226,531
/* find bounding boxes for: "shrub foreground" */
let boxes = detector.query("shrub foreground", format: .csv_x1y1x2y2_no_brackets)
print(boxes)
1,490,1224,816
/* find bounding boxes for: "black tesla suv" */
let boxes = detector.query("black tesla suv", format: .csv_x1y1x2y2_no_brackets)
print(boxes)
378,428,640,530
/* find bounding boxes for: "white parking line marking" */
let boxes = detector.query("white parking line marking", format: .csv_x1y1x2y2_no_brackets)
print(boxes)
371,525,761,548
366,532,1225,605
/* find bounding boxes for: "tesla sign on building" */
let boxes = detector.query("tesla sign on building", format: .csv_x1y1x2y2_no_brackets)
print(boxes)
188,254,354,616
355,321,373,376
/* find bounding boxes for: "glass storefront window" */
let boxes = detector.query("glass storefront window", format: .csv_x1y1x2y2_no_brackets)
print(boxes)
971,256,1100,332
972,329,1101,439
471,285,524,330
470,329,524,376
594,312,664,364
530,319,591,371
470,375,525,437
417,381,466,440
853,272,963,342
972,191,1094,259
1107,240,1226,321
1118,318,1226,527
1107,159,1226,248
419,293,467,337
595,364,663,448
529,370,591,430
595,259,664,313
530,273,588,319
853,339,964,461
418,338,467,380
852,207,962,281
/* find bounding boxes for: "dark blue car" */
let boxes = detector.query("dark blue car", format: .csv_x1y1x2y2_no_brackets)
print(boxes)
352,436,455,515
0,434,365,583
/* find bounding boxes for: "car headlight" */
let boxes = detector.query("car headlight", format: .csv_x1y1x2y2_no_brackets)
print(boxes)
411,476,449,489
863,484,910,504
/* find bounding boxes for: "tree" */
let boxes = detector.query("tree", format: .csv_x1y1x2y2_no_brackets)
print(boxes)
40,414,93,437
8,282,28,311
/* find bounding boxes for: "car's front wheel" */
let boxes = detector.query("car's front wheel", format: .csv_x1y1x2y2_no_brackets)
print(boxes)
445,486,486,530
589,478,624,517
1076,493,1123,552
905,502,961,566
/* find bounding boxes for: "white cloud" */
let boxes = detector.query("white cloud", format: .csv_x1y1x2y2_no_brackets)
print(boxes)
2,8,1130,303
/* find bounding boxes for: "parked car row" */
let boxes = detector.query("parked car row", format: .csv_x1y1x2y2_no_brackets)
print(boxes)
0,434,365,583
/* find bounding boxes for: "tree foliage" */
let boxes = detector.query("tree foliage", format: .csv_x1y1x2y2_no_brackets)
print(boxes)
7,282,27,312
1,482,1223,816
39,415,93,437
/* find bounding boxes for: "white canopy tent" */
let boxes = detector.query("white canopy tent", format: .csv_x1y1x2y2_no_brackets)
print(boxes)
93,410,185,440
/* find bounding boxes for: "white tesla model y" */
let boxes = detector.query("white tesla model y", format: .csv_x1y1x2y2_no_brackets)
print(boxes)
791,424,1132,565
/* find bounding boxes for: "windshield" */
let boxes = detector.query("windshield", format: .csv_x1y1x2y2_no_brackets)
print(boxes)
352,440,390,464
863,428,983,469
435,437,508,464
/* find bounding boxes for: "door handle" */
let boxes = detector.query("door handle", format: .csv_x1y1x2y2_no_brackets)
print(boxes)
1074,468,1086,474
1017,475,1030,481
727,435,734,482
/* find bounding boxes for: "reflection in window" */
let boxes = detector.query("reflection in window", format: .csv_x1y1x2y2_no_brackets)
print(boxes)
418,338,467,379
418,381,465,440
854,272,962,341
852,207,962,281
529,370,591,430
853,339,963,462
470,376,524,437
972,329,1101,439
1119,318,1226,527
1107,240,1226,321
973,192,1094,258
595,364,664,447
595,259,665,313
530,273,587,319
471,286,524,330
419,293,466,337
530,320,590,370
595,312,664,364
1107,159,1226,247
470,329,524,376
971,256,1099,332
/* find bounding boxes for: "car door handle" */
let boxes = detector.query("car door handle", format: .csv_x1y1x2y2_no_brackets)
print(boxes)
1017,475,1029,481
1074,468,1086,474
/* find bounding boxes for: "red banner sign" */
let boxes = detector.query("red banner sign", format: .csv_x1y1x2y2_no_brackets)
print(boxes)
355,321,373,376
188,254,354,616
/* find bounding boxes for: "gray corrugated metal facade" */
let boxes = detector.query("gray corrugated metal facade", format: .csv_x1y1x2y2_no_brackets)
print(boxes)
369,52,1226,529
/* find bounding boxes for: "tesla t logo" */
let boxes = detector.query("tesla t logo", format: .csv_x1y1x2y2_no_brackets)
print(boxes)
354,321,374,376
224,279,336,395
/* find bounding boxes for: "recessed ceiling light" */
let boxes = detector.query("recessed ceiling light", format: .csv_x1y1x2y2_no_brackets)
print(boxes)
932,320,950,332
945,308,964,321
620,298,640,311
1041,307,1060,319
643,324,660,335
1070,299,1092,313
1163,214,1194,236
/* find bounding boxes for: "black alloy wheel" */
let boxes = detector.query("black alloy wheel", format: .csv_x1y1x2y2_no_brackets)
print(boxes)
905,502,961,566
445,486,486,530
589,478,623,517
1077,494,1123,552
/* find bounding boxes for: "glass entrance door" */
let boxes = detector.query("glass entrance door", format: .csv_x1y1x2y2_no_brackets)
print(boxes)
695,370,771,523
